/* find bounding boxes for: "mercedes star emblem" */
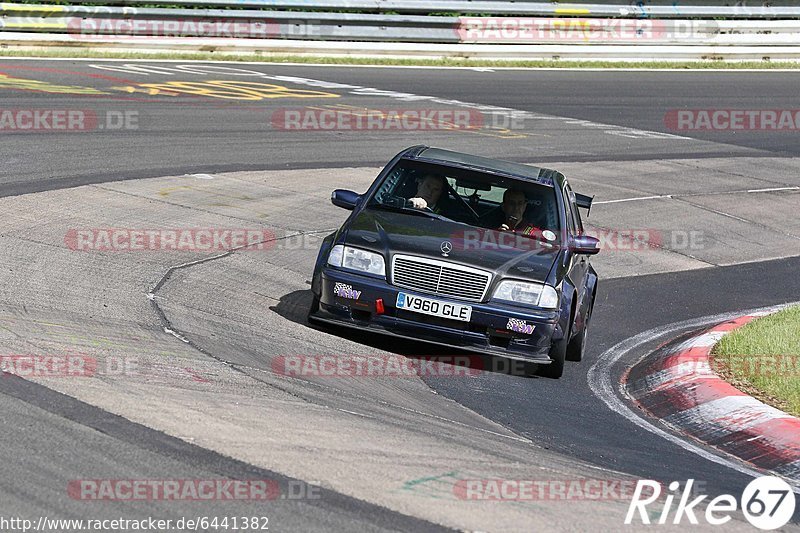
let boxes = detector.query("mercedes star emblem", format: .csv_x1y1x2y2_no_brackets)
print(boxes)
440,241,453,257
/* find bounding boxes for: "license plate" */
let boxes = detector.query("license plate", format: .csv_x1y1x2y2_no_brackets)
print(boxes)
396,292,472,322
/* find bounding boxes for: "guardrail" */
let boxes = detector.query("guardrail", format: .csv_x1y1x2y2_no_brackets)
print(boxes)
1,5,459,42
2,3,800,44
1,2,799,60
21,0,800,18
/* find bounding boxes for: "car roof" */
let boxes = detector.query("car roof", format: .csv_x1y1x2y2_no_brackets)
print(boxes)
403,146,564,187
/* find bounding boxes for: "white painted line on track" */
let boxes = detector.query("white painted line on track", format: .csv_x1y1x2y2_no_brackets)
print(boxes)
164,327,190,343
82,62,694,142
587,302,800,492
595,185,799,206
594,195,672,205
4,56,800,72
746,186,800,193
336,408,375,419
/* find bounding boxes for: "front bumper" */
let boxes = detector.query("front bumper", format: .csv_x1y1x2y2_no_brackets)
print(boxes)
311,267,562,364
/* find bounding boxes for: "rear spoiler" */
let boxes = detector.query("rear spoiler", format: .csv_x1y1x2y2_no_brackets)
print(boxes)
575,192,594,216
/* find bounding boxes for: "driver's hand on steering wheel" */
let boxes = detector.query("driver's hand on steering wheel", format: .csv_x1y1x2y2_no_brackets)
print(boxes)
407,197,428,210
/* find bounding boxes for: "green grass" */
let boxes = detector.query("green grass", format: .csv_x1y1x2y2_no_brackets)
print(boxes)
2,48,800,69
713,305,800,416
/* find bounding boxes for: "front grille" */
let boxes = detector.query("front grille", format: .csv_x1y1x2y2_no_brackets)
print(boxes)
391,254,491,302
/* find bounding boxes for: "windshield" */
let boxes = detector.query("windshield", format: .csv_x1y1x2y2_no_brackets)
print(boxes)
367,159,561,238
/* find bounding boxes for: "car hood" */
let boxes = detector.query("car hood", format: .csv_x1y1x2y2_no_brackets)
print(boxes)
344,209,561,283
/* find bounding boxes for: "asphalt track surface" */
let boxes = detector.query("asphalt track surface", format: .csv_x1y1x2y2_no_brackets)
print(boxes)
1,59,800,531
3,62,800,194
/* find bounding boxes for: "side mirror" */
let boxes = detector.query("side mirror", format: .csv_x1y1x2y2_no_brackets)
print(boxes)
331,189,361,210
571,235,600,255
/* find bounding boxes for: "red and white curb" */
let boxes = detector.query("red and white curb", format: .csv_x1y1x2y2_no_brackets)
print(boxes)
625,312,800,484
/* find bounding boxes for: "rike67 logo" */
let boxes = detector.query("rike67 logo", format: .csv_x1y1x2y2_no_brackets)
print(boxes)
626,477,795,530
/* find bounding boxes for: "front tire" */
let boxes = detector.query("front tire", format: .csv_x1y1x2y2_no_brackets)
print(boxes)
535,332,567,379
566,297,593,362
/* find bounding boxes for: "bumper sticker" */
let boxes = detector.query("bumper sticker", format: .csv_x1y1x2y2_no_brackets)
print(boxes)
507,318,535,335
333,282,361,300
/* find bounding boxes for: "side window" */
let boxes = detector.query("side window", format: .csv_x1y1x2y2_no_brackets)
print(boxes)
372,167,406,204
445,177,460,201
446,177,457,193
563,188,577,236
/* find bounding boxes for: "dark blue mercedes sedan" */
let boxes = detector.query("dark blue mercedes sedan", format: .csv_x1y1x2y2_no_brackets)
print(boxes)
309,146,600,378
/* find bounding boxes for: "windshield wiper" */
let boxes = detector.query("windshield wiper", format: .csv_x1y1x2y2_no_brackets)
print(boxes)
368,203,454,223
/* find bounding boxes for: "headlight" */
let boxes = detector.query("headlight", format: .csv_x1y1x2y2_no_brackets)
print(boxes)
327,245,385,277
327,244,344,267
493,280,559,309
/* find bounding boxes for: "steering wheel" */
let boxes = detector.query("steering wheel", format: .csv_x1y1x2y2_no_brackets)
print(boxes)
382,194,408,208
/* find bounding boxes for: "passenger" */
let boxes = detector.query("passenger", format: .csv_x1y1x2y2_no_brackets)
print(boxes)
492,189,542,237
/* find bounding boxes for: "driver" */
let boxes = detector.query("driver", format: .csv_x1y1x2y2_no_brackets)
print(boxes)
407,174,447,214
